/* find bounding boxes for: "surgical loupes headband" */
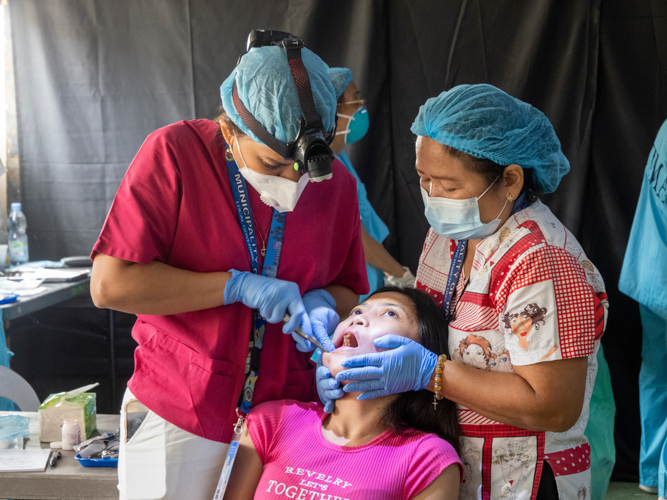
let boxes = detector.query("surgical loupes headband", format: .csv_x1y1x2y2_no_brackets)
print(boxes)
232,29,336,182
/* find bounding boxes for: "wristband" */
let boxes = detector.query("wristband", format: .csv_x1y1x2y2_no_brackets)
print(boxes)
432,354,447,410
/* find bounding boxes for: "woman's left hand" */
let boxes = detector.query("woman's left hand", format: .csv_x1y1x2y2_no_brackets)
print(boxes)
335,335,437,400
302,290,338,353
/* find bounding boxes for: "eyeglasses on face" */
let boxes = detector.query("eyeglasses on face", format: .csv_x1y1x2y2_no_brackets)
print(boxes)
336,99,366,108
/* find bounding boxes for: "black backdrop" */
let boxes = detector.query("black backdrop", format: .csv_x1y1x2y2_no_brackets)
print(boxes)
10,0,667,481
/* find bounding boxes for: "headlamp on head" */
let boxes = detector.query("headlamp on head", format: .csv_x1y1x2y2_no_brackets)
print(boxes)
232,29,336,182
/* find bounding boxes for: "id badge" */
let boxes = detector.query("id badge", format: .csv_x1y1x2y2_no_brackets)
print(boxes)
212,414,244,500
238,372,258,415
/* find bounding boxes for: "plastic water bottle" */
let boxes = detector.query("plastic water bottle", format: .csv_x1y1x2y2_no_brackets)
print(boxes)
0,209,7,245
8,203,28,266
0,207,7,270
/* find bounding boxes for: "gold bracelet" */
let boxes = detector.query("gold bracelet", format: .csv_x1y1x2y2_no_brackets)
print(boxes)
432,354,447,410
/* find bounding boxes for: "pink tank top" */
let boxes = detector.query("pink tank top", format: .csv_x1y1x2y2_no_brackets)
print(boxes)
247,400,462,500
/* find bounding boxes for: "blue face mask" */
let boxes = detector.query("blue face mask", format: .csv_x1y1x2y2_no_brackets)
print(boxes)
421,176,508,240
336,106,369,144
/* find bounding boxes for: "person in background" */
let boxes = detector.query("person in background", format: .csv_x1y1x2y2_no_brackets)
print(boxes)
223,287,461,500
619,118,667,500
329,67,415,298
90,38,367,500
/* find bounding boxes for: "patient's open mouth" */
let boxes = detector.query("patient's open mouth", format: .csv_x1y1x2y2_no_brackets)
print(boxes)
335,331,359,349
343,333,359,348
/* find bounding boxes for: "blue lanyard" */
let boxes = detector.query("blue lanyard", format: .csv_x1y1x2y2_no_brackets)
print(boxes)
441,240,467,323
225,152,286,280
227,154,261,275
225,151,286,414
441,192,532,322
215,148,289,500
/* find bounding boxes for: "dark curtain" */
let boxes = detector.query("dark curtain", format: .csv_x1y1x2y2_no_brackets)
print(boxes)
579,0,667,481
11,1,197,258
10,0,667,480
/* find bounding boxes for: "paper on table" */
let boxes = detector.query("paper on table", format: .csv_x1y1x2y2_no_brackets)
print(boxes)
0,448,51,471
0,278,44,289
10,287,47,297
0,278,46,297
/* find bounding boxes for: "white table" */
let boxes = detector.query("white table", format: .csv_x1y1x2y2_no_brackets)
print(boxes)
1,272,123,409
0,277,90,321
0,411,119,499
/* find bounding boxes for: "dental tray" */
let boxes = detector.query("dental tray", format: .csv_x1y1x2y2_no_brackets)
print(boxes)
74,453,118,467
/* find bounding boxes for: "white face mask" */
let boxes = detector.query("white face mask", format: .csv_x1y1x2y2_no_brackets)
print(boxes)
421,175,509,240
234,137,309,213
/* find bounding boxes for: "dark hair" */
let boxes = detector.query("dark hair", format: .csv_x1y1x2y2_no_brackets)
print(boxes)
213,108,246,137
368,286,460,454
441,144,539,202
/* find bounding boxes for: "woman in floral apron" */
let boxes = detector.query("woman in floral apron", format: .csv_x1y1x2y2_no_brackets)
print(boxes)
318,84,608,500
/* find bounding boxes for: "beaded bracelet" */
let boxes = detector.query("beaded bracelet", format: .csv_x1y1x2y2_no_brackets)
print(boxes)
432,354,447,410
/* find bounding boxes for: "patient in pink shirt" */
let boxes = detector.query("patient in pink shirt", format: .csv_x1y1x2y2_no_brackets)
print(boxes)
224,287,462,500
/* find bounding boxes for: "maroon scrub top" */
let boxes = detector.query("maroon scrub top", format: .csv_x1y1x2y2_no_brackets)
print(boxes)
92,120,368,443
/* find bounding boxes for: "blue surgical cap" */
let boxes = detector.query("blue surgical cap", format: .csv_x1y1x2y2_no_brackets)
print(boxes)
328,67,353,99
220,46,337,146
411,84,570,194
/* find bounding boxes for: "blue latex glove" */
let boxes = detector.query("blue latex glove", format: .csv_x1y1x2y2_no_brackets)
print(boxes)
315,350,343,413
224,270,313,351
335,334,437,400
303,290,338,353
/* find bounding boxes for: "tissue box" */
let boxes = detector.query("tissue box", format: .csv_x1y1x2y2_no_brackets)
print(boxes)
38,392,97,442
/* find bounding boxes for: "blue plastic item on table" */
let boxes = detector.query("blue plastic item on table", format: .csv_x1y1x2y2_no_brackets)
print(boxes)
74,453,118,467
0,294,18,305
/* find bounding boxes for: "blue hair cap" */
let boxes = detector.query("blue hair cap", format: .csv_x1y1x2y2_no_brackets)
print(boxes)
411,84,570,194
220,46,337,146
328,67,353,99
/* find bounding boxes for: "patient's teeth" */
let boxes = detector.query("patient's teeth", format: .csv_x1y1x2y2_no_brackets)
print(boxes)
343,333,352,347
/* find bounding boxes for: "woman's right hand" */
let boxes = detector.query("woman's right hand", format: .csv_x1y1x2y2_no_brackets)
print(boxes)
316,351,344,413
223,270,311,347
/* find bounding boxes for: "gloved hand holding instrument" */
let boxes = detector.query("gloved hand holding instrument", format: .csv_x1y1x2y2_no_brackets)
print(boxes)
302,289,338,352
224,270,314,350
282,289,338,352
283,313,332,353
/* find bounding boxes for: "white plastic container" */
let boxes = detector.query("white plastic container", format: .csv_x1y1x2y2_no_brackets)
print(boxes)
61,419,81,451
